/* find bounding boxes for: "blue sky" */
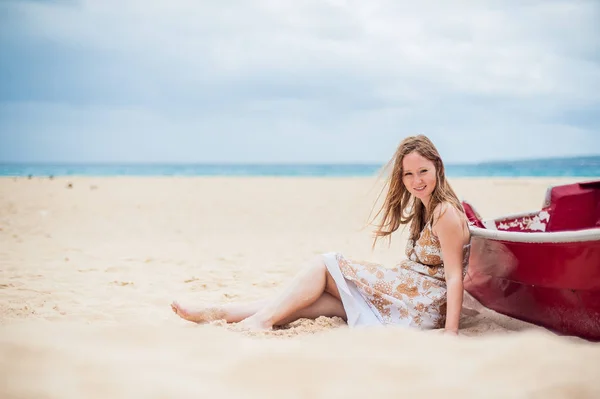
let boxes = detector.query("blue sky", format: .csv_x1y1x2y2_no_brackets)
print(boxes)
0,0,599,164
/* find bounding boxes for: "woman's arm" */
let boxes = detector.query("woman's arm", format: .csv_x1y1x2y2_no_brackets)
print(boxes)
432,203,468,334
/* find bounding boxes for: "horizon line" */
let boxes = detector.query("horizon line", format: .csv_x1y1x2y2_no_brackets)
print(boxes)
0,154,598,167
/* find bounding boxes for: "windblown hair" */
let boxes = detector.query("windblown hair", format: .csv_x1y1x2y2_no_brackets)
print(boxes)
370,135,464,247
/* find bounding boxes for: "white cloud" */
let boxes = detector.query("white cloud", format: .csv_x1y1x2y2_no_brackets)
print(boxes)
0,0,598,163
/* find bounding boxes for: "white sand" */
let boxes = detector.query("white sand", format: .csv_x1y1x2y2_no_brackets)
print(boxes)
1,176,599,398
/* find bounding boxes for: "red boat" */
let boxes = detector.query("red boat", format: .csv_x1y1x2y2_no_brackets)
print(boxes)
461,179,600,340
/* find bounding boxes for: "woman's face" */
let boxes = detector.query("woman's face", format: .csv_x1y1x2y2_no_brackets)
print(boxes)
401,151,437,204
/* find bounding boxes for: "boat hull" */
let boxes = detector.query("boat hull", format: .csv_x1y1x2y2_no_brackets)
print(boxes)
464,235,600,340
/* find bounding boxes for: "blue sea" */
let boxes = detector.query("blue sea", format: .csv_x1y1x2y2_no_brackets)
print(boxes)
0,156,599,178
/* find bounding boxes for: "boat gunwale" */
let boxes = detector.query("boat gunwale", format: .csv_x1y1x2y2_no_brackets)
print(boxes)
469,225,600,243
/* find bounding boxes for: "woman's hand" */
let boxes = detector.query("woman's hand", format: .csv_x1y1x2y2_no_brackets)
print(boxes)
443,329,459,336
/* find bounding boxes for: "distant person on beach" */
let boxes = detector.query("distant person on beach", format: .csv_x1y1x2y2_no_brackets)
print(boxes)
171,135,471,335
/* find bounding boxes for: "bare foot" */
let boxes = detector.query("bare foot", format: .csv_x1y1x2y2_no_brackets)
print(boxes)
236,313,273,331
171,301,225,324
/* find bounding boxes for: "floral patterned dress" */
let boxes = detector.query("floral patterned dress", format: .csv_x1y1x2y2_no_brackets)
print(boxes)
322,222,471,329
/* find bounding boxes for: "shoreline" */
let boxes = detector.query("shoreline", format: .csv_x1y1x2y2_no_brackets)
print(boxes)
1,175,595,180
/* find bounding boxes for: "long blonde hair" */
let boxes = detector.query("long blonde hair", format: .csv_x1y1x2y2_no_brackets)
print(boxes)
370,135,464,247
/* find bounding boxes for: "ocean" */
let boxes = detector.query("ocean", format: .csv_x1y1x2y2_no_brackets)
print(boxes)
1,156,599,178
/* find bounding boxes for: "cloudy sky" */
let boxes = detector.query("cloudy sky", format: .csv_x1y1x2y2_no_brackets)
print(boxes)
0,0,599,164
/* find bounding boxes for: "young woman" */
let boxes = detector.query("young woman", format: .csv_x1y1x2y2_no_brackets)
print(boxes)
171,135,471,335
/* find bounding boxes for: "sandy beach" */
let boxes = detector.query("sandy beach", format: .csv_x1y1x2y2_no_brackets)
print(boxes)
1,176,599,398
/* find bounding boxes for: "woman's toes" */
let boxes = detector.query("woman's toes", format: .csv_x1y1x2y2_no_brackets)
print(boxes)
171,302,183,315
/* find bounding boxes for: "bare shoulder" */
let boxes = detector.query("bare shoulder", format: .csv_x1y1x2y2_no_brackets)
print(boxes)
431,202,467,237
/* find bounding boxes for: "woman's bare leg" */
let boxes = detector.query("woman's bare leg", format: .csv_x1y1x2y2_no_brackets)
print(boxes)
277,292,346,325
238,256,341,330
171,299,269,324
171,256,345,327
172,292,346,326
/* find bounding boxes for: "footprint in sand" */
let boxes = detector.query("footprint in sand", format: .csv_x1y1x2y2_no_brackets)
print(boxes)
184,278,208,290
111,281,134,286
